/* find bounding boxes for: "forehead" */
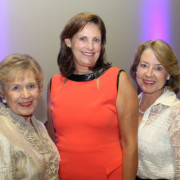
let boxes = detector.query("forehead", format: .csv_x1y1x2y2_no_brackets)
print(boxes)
140,49,161,64
7,69,36,82
75,23,101,37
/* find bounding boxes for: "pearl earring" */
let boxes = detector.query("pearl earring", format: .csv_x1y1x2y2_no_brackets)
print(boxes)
2,99,7,105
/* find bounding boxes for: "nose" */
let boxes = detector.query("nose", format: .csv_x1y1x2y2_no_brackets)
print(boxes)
86,40,94,50
145,67,154,77
21,88,30,98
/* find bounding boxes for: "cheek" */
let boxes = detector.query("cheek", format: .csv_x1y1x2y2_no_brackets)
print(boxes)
135,70,144,86
71,44,82,56
5,92,16,103
6,96,18,111
72,41,82,49
136,76,141,86
159,74,168,84
95,44,101,52
136,69,141,80
33,91,40,101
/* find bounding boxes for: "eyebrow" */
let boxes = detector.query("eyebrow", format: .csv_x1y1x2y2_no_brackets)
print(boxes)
7,81,37,85
140,60,162,66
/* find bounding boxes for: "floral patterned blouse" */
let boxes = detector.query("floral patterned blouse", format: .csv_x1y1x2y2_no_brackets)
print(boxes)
0,103,60,180
137,88,180,180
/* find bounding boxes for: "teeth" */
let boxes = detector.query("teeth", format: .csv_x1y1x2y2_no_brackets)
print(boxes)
82,52,93,56
20,102,31,105
144,81,154,84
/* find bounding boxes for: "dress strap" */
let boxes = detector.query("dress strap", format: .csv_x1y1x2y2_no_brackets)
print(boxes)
117,69,125,91
49,78,52,92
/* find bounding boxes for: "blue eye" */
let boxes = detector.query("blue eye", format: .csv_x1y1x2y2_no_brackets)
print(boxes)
27,84,37,89
140,63,147,68
79,37,87,41
155,66,162,71
94,38,100,43
30,84,35,88
12,86,19,91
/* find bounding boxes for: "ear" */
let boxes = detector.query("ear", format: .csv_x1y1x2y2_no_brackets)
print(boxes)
65,38,72,48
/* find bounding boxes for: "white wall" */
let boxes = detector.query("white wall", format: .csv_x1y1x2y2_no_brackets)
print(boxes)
1,0,180,122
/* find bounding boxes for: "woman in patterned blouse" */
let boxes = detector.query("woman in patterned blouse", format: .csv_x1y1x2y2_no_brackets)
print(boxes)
0,54,60,180
130,40,180,180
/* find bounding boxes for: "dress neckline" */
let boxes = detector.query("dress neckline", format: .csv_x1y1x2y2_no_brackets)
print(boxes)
67,64,111,82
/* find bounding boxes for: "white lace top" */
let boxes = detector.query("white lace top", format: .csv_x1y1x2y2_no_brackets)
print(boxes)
137,88,180,179
0,104,60,180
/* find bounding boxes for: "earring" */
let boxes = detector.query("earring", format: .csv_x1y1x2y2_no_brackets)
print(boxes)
167,76,170,80
2,99,7,105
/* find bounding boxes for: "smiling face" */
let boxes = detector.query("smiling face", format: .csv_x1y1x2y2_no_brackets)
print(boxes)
65,22,102,74
4,70,40,122
136,48,170,97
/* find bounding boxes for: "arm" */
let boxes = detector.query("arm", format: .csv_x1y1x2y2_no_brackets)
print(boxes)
116,71,138,180
47,80,56,144
169,102,180,179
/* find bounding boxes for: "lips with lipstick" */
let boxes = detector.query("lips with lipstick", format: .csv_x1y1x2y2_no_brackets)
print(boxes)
143,80,155,85
19,101,32,107
82,51,95,56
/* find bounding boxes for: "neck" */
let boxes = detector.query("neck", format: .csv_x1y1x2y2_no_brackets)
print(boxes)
139,90,163,114
24,115,32,123
74,69,93,75
74,64,94,75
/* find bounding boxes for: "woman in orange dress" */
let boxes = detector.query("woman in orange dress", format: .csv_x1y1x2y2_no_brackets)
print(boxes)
47,12,138,180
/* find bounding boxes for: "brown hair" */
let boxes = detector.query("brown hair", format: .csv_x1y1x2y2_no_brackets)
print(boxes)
57,12,110,77
130,40,180,94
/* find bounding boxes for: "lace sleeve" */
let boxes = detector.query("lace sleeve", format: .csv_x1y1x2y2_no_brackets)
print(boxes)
0,134,14,179
169,102,180,179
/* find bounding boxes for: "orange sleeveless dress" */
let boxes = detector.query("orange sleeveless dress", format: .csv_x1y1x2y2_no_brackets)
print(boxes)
50,66,123,180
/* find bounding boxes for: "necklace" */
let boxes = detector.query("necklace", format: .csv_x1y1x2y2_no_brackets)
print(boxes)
139,108,145,114
139,97,146,114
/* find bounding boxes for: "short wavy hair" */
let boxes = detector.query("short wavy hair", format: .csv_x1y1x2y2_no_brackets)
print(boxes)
0,53,44,99
130,40,180,94
57,12,109,77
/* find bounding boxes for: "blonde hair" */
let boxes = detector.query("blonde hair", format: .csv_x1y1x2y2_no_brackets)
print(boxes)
0,53,44,98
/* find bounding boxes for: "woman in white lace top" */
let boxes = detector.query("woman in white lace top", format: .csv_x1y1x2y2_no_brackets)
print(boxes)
130,40,180,180
0,54,60,180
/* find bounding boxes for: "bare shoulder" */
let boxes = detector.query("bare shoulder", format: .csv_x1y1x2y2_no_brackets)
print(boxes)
116,71,138,113
117,71,137,96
